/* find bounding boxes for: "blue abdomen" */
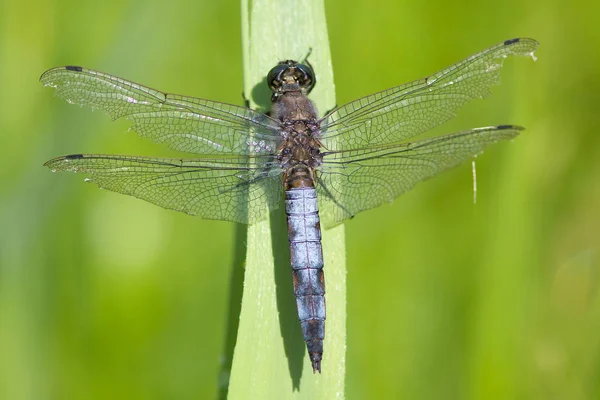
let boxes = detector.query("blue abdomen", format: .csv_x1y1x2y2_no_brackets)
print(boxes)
285,186,325,373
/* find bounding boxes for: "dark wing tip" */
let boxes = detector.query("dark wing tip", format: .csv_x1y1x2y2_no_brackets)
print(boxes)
64,154,85,159
502,37,540,49
503,38,520,46
44,154,84,168
496,125,525,131
40,65,84,81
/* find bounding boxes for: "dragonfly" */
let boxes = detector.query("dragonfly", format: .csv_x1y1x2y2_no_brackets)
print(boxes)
42,38,538,373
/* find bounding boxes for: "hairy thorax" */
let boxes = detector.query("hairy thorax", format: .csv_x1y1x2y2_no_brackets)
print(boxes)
272,91,323,189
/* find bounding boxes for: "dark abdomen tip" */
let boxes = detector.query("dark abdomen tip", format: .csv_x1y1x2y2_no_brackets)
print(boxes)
310,352,322,374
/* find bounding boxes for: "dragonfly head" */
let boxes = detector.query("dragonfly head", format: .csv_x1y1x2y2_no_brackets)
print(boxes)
267,60,316,100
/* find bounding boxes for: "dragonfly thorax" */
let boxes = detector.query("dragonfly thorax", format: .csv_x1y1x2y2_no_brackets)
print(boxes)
278,133,322,170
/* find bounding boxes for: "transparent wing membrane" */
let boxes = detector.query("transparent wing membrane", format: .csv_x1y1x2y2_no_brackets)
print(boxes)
44,154,282,224
40,66,282,156
43,39,537,225
317,125,522,227
319,38,538,151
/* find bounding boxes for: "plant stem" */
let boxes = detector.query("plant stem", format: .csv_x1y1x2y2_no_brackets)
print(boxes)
225,0,346,398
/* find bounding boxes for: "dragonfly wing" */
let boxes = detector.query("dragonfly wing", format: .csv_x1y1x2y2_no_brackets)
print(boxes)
319,38,537,151
317,125,522,228
40,66,281,156
44,154,283,224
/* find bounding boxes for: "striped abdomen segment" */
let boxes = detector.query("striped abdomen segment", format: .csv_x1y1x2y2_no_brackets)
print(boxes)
285,187,325,373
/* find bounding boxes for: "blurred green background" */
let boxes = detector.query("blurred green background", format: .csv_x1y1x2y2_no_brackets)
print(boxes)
1,0,599,399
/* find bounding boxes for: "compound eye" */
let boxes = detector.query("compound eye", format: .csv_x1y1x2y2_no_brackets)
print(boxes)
267,64,288,92
295,63,316,93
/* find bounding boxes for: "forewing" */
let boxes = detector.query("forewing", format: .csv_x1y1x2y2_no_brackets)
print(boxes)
44,154,283,224
320,38,537,151
317,125,522,227
40,66,281,156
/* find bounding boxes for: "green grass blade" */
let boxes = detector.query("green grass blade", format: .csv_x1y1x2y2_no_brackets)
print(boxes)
226,0,346,397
